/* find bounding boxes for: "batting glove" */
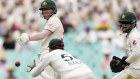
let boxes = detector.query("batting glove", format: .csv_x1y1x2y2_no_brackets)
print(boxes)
17,33,29,45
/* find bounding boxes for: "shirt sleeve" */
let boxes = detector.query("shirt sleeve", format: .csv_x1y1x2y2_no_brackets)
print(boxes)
44,17,59,32
40,71,60,79
40,72,55,79
31,54,52,77
126,37,140,63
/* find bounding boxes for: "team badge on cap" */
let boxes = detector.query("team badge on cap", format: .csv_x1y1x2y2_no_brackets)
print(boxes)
122,14,126,19
42,2,47,6
133,40,137,46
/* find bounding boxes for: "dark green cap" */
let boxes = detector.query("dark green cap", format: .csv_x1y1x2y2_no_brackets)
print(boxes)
49,39,64,50
39,0,57,14
118,12,137,24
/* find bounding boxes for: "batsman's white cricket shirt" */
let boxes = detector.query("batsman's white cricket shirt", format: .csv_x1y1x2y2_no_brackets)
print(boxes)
31,49,93,78
41,14,64,55
125,27,140,69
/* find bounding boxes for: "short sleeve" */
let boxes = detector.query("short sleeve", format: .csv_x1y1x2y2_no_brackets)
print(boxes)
44,17,59,32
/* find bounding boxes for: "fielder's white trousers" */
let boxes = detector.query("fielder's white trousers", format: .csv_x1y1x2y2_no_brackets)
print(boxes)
64,73,95,79
63,65,95,79
112,68,140,79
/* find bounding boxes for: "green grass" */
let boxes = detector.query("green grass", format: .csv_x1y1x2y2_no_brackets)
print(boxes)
126,75,135,79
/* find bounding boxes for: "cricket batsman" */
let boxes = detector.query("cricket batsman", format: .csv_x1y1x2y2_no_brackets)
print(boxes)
27,39,96,79
17,0,64,79
110,12,140,79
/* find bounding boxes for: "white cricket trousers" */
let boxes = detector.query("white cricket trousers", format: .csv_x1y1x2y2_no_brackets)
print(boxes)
63,65,95,79
112,68,140,79
66,73,95,79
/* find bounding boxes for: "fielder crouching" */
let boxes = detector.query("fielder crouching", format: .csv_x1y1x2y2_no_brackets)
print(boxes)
110,12,140,79
27,39,95,79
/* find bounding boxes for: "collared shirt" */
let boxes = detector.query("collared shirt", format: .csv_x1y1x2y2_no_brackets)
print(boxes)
41,14,64,54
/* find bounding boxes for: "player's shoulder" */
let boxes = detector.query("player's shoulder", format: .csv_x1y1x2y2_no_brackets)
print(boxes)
51,49,69,55
52,49,65,53
49,14,60,22
42,50,58,59
129,28,140,38
128,28,140,42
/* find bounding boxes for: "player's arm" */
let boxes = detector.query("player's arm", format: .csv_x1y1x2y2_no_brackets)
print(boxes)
40,72,55,79
17,18,58,46
29,30,52,41
40,71,60,79
30,55,51,77
125,37,140,63
16,30,52,45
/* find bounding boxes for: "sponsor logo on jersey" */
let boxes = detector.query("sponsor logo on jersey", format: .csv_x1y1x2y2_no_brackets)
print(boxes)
133,40,137,46
48,24,53,29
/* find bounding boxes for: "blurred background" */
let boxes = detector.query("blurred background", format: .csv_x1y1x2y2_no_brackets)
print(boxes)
0,0,140,79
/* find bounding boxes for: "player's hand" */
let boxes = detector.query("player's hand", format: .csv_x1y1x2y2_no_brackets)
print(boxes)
27,60,36,72
17,33,29,45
